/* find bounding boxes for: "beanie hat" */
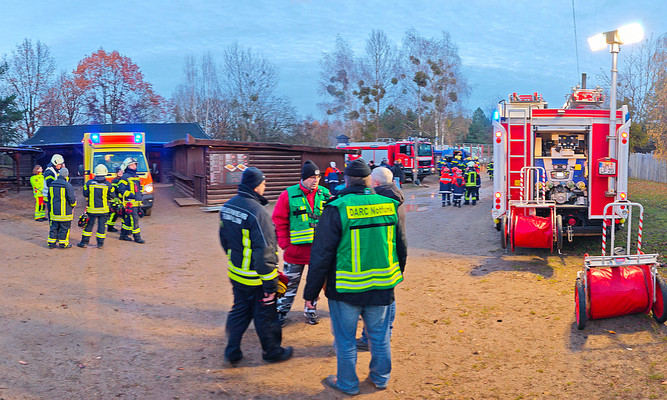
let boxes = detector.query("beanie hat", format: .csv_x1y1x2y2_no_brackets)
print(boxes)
241,167,265,189
59,167,70,178
344,158,372,177
301,160,320,180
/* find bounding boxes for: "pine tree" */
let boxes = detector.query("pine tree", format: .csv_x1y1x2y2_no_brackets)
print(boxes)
467,107,491,143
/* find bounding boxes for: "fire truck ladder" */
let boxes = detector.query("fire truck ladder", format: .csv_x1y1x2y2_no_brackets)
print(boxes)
506,108,531,199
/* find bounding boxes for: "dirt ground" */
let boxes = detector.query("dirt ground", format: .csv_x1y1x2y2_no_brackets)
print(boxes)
1,176,665,400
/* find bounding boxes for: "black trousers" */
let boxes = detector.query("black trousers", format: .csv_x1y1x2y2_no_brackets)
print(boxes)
225,284,283,361
82,213,109,244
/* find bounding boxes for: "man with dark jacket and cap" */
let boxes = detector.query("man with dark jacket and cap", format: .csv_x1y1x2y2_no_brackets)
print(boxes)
219,167,293,364
304,158,407,395
355,166,407,351
272,160,331,326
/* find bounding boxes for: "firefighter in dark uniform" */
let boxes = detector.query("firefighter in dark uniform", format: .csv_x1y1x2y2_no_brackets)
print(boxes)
487,160,494,180
106,166,124,232
47,167,76,248
463,161,481,205
77,164,115,248
219,167,293,364
118,157,145,243
42,154,66,220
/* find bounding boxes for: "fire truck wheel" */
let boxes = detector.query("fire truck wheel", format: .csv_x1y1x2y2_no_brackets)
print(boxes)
555,215,563,252
494,221,501,231
651,275,667,324
500,216,507,249
575,278,587,330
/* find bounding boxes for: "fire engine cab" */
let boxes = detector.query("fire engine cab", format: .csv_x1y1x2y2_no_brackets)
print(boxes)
492,86,631,252
337,138,435,181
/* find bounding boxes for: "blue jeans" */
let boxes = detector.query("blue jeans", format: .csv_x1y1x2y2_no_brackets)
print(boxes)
393,177,401,188
361,300,396,344
328,299,392,393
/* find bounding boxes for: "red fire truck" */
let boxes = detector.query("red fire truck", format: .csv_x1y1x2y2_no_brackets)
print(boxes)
337,138,436,181
492,87,631,252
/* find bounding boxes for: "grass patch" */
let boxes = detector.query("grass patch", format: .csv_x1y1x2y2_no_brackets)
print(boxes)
561,179,666,265
628,179,667,264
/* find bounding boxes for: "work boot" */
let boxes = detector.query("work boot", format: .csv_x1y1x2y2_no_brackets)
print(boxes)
77,238,89,248
107,226,118,232
48,243,56,249
119,235,133,241
59,243,72,249
133,234,145,244
97,239,104,249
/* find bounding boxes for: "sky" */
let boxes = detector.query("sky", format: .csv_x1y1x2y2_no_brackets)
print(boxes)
2,0,666,118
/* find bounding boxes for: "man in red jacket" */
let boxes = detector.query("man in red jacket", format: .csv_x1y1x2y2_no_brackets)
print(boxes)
272,160,332,326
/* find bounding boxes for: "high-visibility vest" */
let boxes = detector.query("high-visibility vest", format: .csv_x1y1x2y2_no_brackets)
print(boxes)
30,174,44,198
287,184,330,244
465,170,479,187
329,189,403,293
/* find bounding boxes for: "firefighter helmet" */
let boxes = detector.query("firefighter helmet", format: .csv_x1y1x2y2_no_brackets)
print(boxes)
94,164,108,176
121,157,138,170
77,212,89,228
51,154,65,165
467,161,475,168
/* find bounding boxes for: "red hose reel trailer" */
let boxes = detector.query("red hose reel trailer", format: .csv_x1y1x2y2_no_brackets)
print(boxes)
575,201,667,329
502,167,563,252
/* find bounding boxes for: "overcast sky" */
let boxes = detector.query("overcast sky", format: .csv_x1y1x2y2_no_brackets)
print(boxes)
2,1,666,118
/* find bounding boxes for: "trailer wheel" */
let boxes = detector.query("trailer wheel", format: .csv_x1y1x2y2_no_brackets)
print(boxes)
575,278,587,330
651,275,667,324
500,216,507,249
555,215,563,252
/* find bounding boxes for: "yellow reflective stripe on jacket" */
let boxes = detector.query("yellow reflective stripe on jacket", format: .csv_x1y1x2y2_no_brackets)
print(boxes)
289,227,315,244
227,229,278,285
241,229,251,269
335,263,403,291
351,228,360,273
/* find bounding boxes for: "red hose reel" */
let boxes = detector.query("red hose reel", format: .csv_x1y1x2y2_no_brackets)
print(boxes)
575,201,667,329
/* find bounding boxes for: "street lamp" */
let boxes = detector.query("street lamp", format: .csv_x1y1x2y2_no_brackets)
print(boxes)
587,23,643,194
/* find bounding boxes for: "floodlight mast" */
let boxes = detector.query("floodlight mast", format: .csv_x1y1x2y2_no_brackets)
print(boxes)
587,23,643,195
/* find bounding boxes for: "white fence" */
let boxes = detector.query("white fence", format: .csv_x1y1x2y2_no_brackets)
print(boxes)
628,153,667,183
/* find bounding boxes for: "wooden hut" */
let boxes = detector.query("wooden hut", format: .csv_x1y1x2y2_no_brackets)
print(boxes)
166,136,357,205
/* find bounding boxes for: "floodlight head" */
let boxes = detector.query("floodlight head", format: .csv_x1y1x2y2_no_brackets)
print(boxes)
588,33,607,51
588,23,644,51
617,23,643,45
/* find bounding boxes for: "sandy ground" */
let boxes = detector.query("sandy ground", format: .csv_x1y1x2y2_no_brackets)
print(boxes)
0,176,665,400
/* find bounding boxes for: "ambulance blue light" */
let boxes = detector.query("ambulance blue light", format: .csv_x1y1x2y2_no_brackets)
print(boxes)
492,110,500,121
134,133,142,143
91,133,100,143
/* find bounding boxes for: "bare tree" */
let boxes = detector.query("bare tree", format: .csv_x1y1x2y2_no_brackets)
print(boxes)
355,30,400,139
397,30,468,145
222,42,294,142
39,71,87,126
646,34,667,157
317,36,360,137
172,53,227,137
1,39,56,139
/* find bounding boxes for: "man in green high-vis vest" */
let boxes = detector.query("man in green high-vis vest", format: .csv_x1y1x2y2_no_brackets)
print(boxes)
272,160,331,326
304,158,407,396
